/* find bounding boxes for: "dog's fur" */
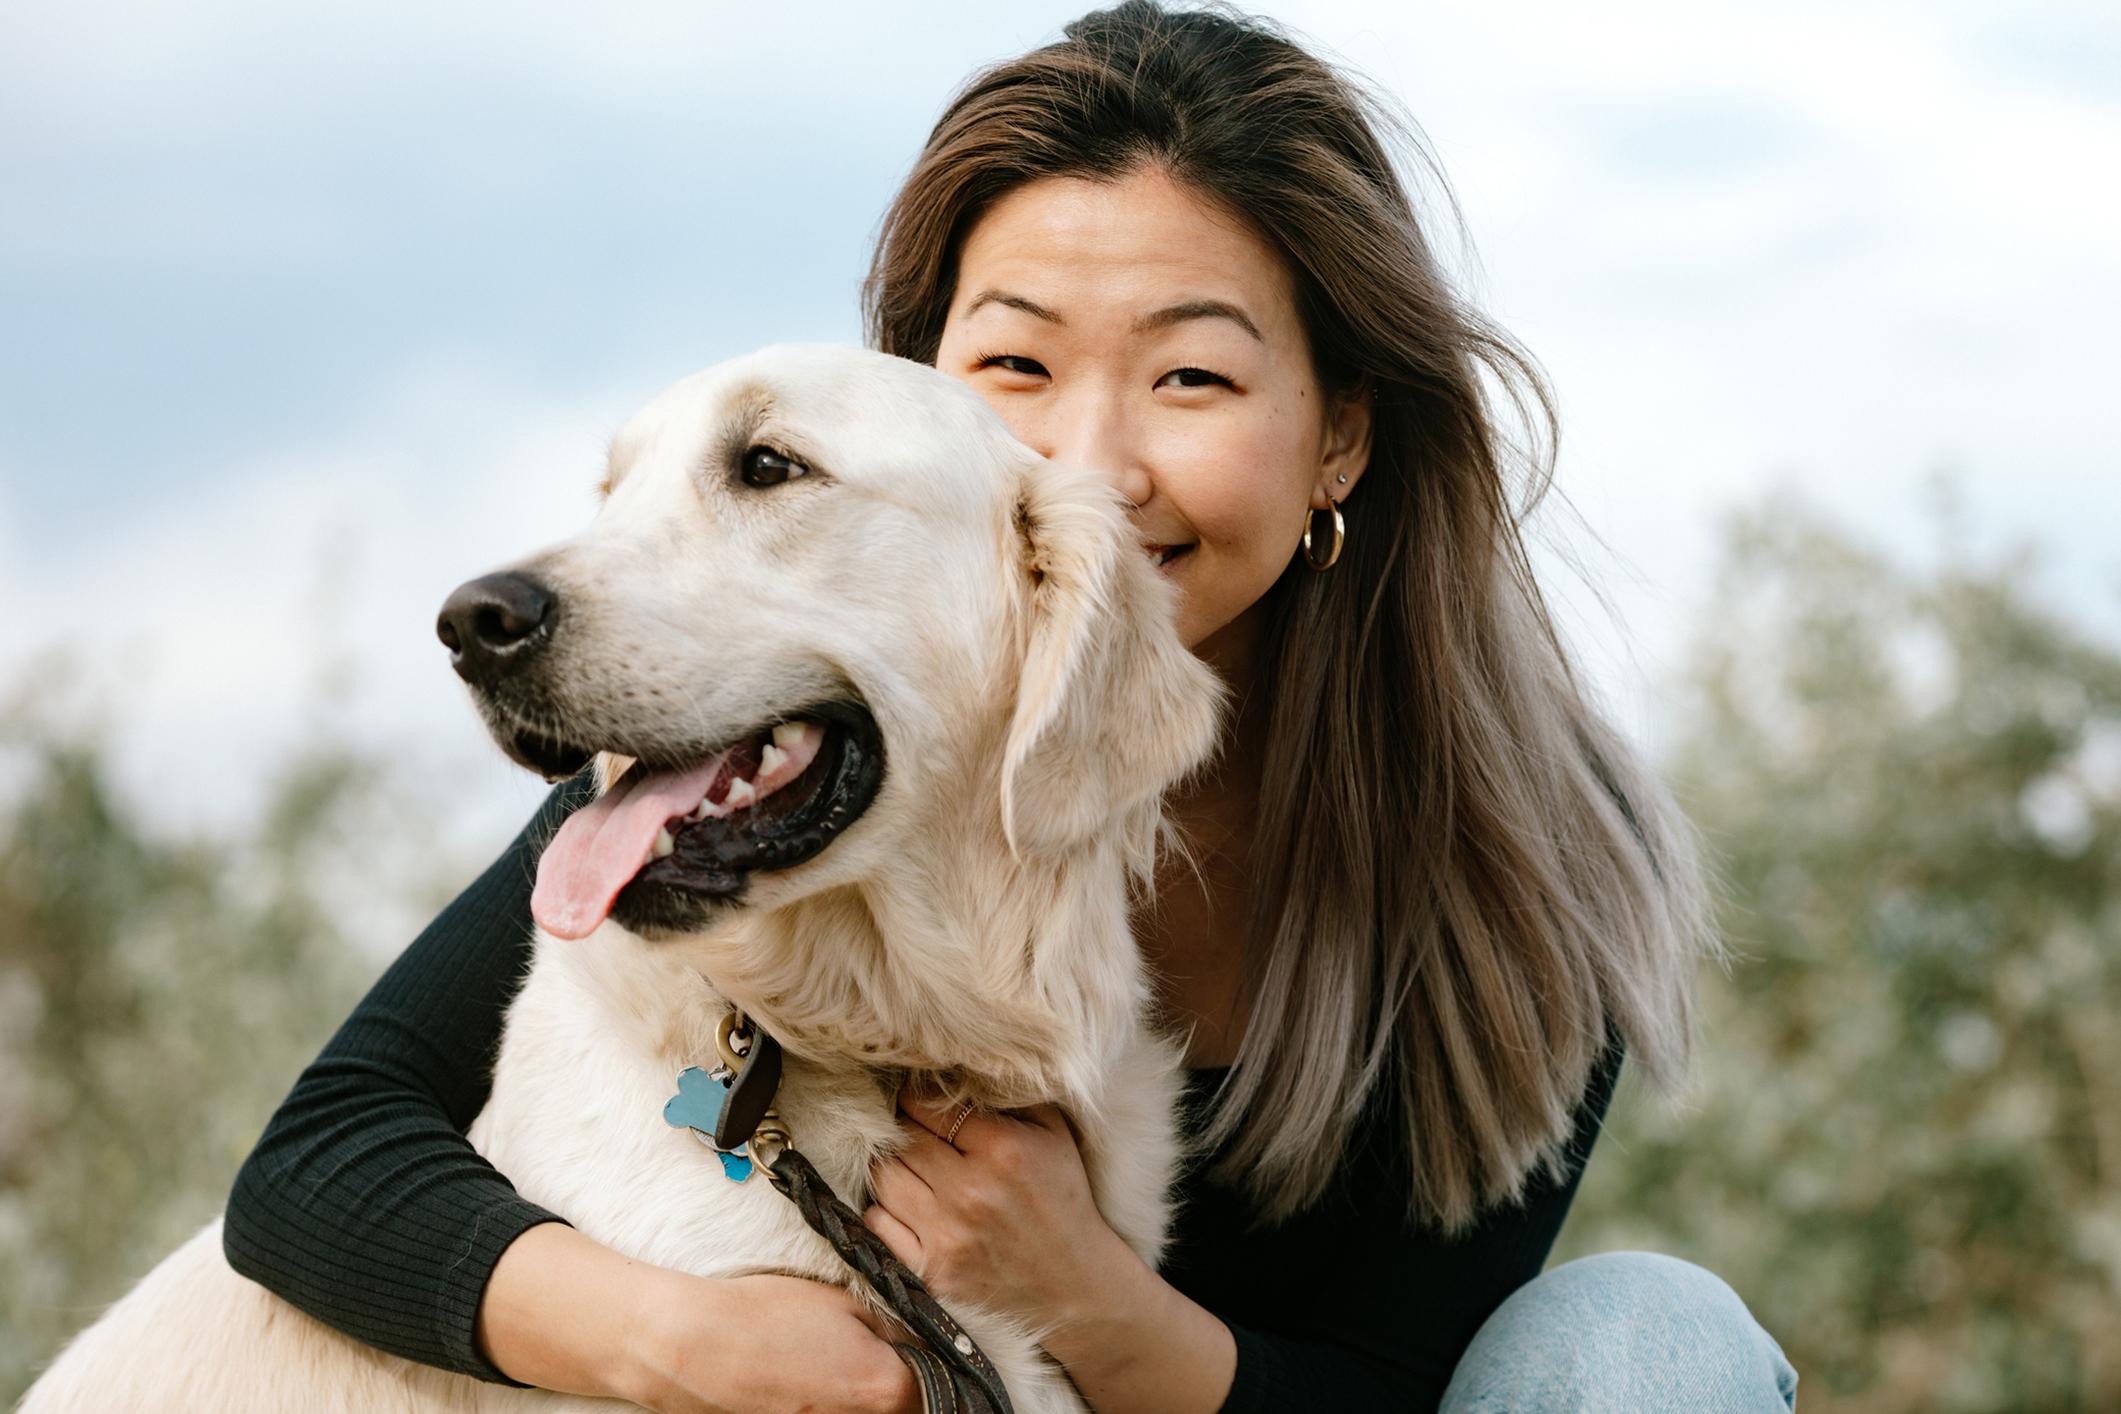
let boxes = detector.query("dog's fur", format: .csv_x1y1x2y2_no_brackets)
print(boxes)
22,344,1227,1412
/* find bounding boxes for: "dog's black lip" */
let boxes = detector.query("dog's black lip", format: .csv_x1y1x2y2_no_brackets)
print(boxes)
509,726,595,781
609,698,886,936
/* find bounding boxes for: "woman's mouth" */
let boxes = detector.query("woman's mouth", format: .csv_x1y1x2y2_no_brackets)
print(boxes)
1146,543,1195,571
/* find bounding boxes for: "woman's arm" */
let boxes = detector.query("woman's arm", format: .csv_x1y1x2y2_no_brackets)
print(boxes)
221,772,598,1384
478,1225,916,1411
476,1222,669,1396
1036,1244,1236,1412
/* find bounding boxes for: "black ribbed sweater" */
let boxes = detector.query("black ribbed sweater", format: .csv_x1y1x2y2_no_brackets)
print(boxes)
222,773,1619,1412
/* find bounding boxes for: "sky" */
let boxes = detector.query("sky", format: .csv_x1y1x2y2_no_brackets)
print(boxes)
3,0,2117,864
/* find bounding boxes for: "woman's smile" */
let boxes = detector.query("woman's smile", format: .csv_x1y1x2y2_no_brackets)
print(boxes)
1148,542,1195,573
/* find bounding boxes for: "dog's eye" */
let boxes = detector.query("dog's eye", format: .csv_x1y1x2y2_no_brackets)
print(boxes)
740,446,809,488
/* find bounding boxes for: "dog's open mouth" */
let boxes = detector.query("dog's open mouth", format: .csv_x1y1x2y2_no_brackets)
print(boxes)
530,699,885,940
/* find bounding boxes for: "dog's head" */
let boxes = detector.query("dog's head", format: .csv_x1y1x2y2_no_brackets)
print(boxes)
439,345,1224,1012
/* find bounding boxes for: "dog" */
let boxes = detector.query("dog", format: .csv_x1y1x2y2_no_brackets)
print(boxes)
22,343,1227,1412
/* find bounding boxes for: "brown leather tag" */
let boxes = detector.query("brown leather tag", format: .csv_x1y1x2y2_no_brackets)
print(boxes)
713,1027,783,1151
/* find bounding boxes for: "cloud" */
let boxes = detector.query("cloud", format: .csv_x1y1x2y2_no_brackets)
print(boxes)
0,3,1062,143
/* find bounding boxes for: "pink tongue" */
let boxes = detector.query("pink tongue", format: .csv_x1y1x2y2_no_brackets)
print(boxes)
532,751,732,940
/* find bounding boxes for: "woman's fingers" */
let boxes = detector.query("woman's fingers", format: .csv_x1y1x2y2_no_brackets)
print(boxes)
862,1199,926,1276
888,1117,969,1185
897,1086,1077,1153
1014,1101,1077,1141
895,1089,962,1138
867,1147,950,1275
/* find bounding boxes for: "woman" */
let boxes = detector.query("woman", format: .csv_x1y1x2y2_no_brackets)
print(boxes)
224,3,1798,1410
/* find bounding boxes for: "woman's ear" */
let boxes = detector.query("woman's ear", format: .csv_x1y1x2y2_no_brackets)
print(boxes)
1317,376,1374,507
999,461,1228,857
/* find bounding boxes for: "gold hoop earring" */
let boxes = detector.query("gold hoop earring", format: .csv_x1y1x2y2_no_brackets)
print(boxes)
1302,501,1345,571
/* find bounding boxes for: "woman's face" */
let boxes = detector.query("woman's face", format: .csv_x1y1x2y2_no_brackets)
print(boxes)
934,165,1371,684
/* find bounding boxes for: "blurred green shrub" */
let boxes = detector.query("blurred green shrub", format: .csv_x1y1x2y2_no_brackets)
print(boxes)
1558,494,2121,1413
0,681,396,1401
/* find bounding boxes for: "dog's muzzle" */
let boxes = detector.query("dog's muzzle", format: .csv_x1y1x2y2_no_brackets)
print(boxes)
435,570,888,939
435,570,598,778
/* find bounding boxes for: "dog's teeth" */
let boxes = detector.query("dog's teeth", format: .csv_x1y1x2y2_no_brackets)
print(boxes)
725,777,757,808
652,827,676,859
772,721,810,751
690,797,711,821
759,743,789,776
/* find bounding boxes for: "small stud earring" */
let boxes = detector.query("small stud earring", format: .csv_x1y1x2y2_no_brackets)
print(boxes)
1336,474,1347,484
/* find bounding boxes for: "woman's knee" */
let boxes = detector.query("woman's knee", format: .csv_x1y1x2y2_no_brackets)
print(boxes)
1439,1251,1798,1413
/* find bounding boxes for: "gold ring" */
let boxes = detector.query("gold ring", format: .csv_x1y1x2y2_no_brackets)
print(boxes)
944,1103,974,1147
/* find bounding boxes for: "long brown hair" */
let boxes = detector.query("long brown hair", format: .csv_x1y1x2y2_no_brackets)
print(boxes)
862,0,1718,1230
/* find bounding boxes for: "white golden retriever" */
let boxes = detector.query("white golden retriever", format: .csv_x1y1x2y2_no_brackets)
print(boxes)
23,344,1226,1412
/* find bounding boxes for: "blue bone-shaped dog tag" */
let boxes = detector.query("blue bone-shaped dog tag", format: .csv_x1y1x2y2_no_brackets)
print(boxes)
663,1066,754,1182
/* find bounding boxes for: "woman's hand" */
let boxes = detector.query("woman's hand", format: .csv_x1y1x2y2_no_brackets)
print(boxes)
479,1222,916,1413
856,1090,1239,1412
861,1088,1139,1336
628,1270,919,1414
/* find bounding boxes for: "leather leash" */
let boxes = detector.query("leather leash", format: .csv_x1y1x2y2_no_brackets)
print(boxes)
662,1012,1014,1414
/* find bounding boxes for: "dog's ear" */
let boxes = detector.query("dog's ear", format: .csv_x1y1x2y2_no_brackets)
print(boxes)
1000,460,1228,857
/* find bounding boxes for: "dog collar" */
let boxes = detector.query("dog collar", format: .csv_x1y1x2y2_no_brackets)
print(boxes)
661,1010,788,1182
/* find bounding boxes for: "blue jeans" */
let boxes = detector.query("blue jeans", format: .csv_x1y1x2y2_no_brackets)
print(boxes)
1440,1252,1799,1412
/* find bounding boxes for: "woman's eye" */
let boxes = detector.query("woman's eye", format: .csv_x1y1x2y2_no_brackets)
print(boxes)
740,445,809,487
1158,367,1232,390
977,353,1048,378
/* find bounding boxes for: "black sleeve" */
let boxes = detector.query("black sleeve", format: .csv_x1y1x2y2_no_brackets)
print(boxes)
1162,1039,1624,1414
221,772,597,1386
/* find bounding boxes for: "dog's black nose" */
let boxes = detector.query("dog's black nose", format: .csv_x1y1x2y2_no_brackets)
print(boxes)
437,572,555,684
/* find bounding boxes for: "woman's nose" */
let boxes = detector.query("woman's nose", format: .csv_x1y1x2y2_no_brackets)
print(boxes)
1036,400,1153,508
